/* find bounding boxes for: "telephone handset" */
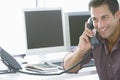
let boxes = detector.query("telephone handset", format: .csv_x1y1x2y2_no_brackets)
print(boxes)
87,18,101,48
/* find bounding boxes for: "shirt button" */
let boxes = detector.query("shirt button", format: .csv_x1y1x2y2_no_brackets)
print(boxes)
108,64,111,67
107,64,111,71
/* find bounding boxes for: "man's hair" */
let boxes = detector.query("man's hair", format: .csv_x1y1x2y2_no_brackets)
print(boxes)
88,0,119,15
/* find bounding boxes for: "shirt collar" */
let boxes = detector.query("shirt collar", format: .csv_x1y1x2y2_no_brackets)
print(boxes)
97,33,120,50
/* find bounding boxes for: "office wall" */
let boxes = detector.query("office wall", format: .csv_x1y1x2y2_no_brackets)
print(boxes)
0,0,36,55
38,0,120,12
37,0,89,12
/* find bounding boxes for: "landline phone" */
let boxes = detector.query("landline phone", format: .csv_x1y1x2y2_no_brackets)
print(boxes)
87,17,101,47
0,47,22,74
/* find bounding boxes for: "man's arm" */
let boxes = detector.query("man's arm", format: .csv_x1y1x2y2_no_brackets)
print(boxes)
63,47,91,73
63,22,94,73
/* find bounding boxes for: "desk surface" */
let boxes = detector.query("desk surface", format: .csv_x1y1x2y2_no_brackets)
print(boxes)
0,52,99,80
0,66,99,80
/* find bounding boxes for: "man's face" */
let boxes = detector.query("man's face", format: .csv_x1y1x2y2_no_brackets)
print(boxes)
90,4,119,39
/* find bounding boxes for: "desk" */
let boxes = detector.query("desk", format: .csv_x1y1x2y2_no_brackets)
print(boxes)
0,66,99,80
0,52,99,80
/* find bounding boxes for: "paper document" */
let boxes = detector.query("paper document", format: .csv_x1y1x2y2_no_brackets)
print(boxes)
25,63,59,73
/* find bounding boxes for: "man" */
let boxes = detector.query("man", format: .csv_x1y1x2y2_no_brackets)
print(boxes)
63,0,120,80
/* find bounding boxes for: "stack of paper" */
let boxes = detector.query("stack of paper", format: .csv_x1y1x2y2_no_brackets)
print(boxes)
25,63,59,73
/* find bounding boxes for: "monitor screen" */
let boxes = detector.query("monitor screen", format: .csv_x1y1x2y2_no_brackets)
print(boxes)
65,12,90,49
24,8,69,55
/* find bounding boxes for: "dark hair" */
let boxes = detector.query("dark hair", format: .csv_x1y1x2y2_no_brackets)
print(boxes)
88,0,119,15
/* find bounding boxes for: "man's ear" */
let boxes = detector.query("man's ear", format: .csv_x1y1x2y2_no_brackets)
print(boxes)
115,10,120,20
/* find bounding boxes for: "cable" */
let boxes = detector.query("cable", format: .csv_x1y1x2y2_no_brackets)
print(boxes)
18,70,61,76
18,49,92,76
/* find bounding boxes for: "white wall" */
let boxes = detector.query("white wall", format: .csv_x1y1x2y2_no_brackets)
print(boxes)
0,0,36,55
38,0,89,12
40,0,120,12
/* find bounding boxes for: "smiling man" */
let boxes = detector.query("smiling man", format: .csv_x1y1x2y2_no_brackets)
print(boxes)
63,0,120,80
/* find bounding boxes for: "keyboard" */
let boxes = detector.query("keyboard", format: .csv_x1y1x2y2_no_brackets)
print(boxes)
45,59,95,69
82,59,95,67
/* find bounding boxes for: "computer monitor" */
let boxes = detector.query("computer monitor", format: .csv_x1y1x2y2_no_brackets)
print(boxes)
24,8,69,55
65,11,90,51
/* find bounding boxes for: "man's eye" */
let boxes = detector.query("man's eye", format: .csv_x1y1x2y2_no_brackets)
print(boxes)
92,18,97,22
102,16,108,20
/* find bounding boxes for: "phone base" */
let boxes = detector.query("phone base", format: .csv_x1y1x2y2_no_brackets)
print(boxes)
0,69,17,74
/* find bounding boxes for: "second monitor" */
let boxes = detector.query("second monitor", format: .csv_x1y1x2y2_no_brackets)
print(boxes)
65,11,90,51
